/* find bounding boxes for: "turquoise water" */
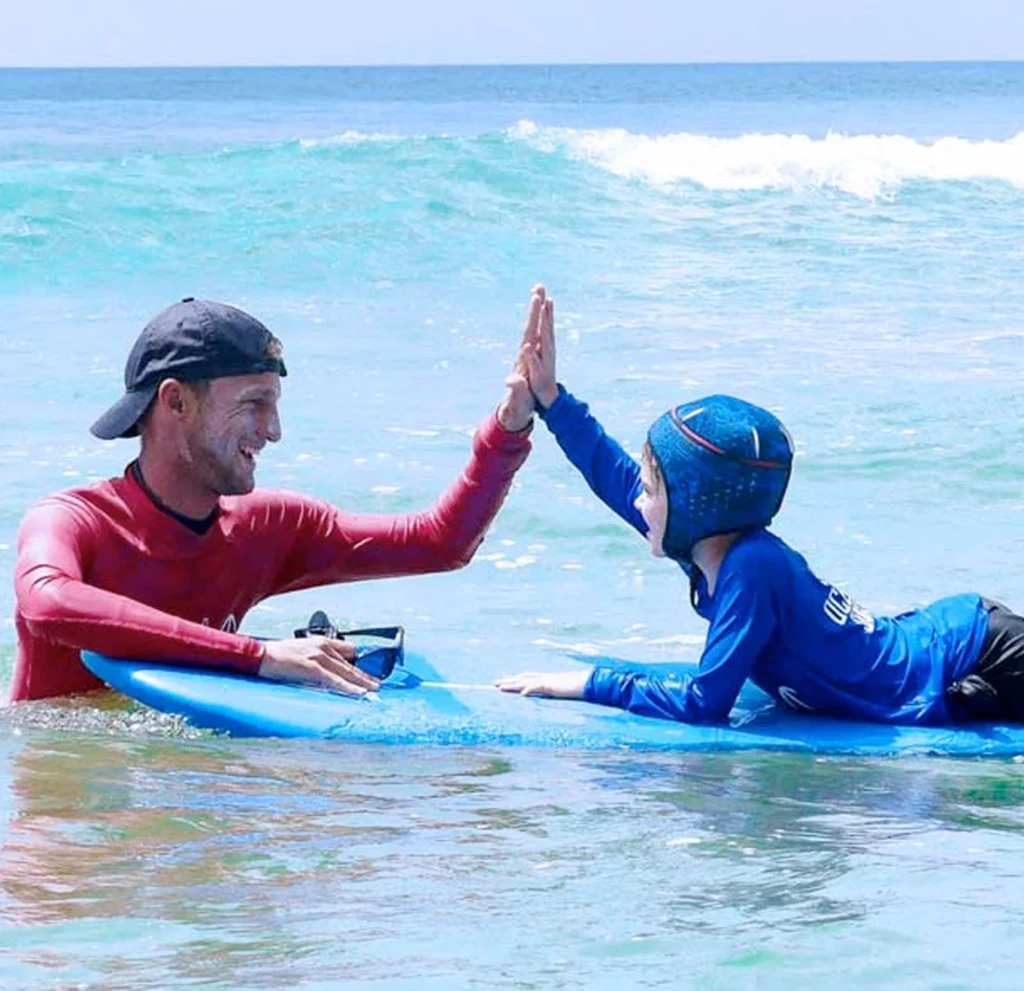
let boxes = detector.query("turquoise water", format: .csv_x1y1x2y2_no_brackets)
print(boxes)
4,63,1024,986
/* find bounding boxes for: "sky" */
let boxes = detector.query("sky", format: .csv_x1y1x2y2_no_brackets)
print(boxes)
0,0,1022,67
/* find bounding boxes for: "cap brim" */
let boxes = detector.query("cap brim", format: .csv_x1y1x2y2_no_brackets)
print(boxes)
89,386,158,440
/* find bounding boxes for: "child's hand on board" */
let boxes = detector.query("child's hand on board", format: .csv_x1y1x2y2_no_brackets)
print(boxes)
496,668,590,699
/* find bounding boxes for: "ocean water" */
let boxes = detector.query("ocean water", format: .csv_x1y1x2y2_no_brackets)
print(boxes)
3,63,1024,987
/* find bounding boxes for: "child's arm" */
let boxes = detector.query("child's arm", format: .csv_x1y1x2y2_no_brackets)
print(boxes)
500,567,776,724
588,568,775,721
520,296,647,535
540,388,648,536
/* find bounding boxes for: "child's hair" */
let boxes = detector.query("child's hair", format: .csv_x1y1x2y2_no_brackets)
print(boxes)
639,440,663,490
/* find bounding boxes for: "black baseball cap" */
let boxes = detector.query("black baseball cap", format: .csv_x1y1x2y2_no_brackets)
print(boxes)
90,298,288,440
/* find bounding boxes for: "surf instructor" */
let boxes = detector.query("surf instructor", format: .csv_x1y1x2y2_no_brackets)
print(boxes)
11,291,543,702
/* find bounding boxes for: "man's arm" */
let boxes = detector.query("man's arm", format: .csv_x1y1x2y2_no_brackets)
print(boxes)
268,286,542,592
16,498,267,672
271,410,532,593
15,499,377,696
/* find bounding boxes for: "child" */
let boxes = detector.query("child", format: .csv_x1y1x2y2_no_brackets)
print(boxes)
498,291,1024,725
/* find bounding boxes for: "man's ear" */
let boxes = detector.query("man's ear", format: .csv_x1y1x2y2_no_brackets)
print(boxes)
156,378,188,418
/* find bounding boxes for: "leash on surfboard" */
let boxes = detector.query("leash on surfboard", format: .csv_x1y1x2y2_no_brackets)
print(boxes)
295,610,405,681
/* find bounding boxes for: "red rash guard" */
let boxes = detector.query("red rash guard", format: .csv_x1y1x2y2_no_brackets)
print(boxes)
11,412,530,702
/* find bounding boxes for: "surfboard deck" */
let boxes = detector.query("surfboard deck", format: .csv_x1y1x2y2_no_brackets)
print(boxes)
79,650,1024,756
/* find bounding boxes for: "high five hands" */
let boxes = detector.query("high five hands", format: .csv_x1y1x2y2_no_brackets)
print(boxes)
519,284,558,410
497,284,558,432
495,284,592,700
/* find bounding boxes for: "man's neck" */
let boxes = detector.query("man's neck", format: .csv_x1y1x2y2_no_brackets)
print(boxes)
136,450,220,521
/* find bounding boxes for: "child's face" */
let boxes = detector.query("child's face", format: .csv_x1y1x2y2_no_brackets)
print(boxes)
636,452,669,557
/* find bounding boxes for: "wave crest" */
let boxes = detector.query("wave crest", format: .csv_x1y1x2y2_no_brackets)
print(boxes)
298,131,408,149
509,120,1024,198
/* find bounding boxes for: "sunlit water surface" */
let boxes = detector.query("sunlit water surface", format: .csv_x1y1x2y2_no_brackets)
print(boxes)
4,63,1024,987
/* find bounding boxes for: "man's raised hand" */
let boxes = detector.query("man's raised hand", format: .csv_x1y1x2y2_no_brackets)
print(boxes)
521,291,558,410
498,284,547,432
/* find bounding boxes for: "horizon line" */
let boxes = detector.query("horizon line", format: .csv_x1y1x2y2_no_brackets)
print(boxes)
2,57,1024,71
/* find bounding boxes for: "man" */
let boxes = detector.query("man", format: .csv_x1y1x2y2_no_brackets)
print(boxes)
12,291,541,702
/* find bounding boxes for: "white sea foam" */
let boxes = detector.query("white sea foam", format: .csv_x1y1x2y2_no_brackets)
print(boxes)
509,119,1024,199
299,131,407,149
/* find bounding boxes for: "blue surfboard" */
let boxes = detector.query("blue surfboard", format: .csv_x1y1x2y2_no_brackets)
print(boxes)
80,650,1024,756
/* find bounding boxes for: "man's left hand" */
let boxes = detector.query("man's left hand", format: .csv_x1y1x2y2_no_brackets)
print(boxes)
496,284,547,432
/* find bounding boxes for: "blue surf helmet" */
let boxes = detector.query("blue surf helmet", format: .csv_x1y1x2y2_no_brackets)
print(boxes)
646,395,793,564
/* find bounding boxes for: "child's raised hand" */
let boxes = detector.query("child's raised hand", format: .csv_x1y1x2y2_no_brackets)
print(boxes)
521,291,558,409
495,668,590,699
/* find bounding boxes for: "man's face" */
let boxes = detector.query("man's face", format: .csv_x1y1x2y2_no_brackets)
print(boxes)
183,373,282,497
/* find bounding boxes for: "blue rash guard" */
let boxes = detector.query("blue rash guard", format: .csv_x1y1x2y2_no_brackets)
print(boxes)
540,386,990,726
